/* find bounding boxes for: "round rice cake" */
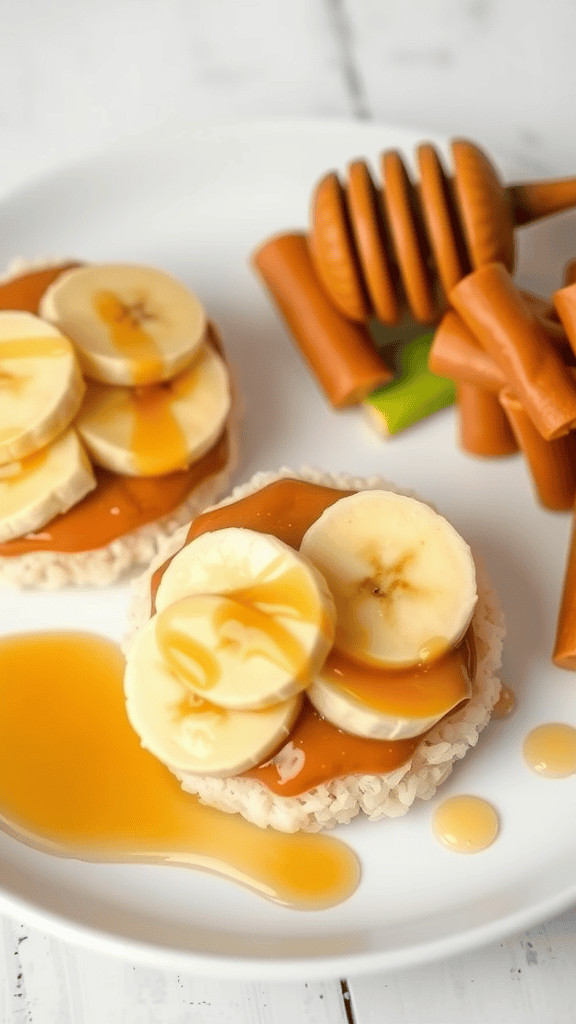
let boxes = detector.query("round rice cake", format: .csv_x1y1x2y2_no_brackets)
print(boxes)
0,259,240,589
125,466,504,833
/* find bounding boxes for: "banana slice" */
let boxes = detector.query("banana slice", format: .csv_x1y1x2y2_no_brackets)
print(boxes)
39,263,207,386
0,427,96,542
75,344,230,476
154,527,336,709
124,614,302,775
0,311,85,464
300,490,477,669
308,645,472,740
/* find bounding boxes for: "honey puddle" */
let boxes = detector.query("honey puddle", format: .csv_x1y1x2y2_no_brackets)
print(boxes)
0,632,359,910
432,795,499,853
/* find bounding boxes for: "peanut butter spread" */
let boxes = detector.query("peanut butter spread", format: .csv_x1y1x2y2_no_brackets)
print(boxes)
152,478,475,796
0,265,231,555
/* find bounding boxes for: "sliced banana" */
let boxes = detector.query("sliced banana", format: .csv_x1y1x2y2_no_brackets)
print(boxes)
124,614,302,775
154,527,336,709
308,646,472,740
39,263,207,386
0,311,85,464
0,428,96,542
75,343,230,476
300,490,477,669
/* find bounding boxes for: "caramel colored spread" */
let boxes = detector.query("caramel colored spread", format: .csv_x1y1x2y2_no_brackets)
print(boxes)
0,266,230,555
152,478,475,795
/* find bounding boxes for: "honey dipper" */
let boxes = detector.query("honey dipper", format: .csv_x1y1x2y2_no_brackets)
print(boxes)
309,138,576,325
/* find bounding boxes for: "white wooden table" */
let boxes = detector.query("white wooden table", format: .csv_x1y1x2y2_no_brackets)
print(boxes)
2,2,576,1020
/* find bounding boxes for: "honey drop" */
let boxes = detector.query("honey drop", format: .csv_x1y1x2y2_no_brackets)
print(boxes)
432,795,499,853
523,723,576,778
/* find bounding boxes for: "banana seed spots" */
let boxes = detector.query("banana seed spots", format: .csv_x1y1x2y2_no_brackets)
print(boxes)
94,290,163,384
360,551,421,618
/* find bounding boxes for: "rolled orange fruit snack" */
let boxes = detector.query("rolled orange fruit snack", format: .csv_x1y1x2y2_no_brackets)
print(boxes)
500,388,576,511
553,514,576,669
253,232,392,407
553,281,576,361
450,263,576,441
429,310,507,393
457,382,518,458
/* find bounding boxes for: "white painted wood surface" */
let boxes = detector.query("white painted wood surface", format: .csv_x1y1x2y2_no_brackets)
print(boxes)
1,1,576,1020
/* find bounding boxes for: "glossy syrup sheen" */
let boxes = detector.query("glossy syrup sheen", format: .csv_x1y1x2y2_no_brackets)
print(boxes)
157,595,308,690
0,334,72,445
320,636,474,717
129,378,190,475
82,371,192,477
491,683,515,720
157,562,328,693
433,795,499,853
0,632,359,910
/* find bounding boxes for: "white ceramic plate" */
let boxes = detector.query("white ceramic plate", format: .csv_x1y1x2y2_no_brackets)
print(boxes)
0,119,575,980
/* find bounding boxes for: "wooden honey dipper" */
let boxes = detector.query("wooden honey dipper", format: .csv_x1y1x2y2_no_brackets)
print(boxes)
309,138,576,326
253,138,576,409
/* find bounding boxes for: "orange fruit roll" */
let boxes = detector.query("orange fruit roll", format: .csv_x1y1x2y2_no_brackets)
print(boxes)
450,263,576,441
499,388,576,511
456,382,518,458
429,310,507,393
553,281,576,361
252,232,392,408
553,509,576,669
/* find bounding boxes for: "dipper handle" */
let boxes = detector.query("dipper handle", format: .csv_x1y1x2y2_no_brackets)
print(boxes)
506,177,576,226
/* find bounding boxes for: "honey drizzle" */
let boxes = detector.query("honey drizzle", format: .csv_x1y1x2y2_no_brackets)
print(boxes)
0,335,72,444
156,560,323,693
0,632,359,910
128,379,190,475
0,336,70,361
433,795,499,853
0,447,48,488
94,290,163,384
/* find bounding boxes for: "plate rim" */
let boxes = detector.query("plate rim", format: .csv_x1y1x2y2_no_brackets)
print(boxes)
0,116,572,980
